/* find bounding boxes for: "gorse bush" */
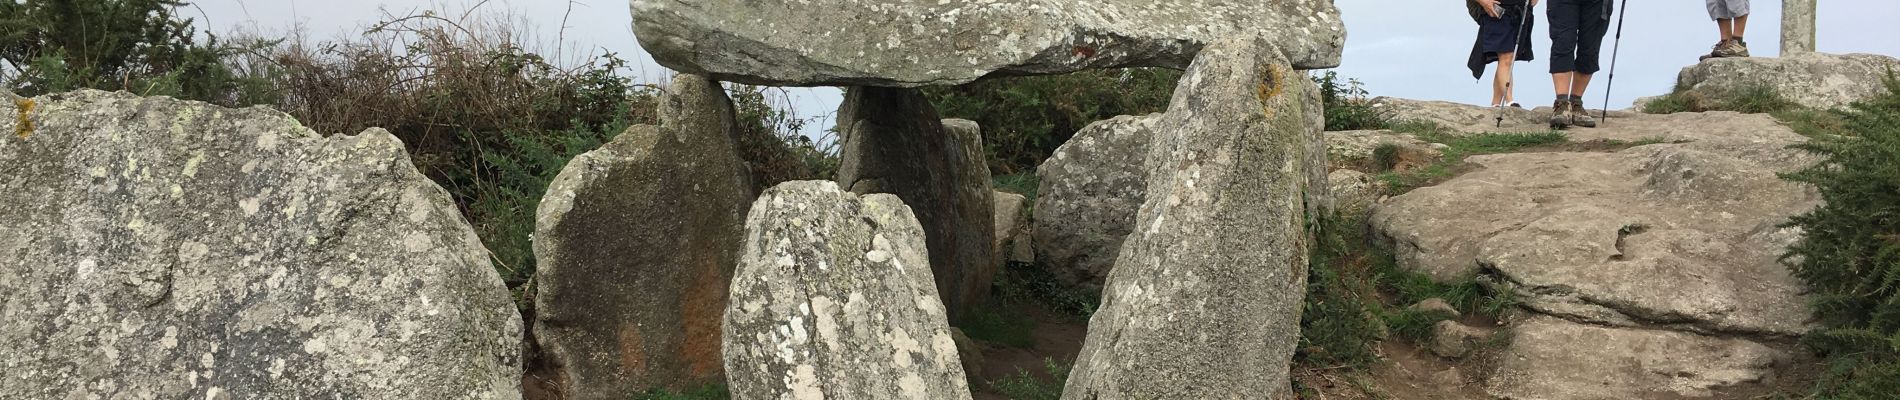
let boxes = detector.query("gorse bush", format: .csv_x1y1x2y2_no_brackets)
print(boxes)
925,68,1180,175
0,0,277,105
1780,73,1900,399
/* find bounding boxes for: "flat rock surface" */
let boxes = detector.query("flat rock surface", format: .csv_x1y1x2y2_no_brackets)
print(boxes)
1371,112,1817,335
724,181,970,400
1488,317,1786,400
0,90,521,399
631,0,1344,87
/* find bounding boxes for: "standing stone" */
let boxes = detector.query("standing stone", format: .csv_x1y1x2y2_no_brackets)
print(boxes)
836,95,994,321
724,181,971,400
630,0,1346,87
0,90,521,399
531,74,753,397
1062,36,1319,399
992,191,1031,269
1781,0,1817,55
1033,114,1160,289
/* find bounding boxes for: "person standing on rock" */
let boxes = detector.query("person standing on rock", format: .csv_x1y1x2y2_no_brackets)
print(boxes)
1700,0,1752,60
1545,0,1612,129
1468,0,1539,110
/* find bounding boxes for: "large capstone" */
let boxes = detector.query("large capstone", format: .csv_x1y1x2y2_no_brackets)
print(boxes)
1062,36,1320,399
724,181,971,400
531,74,754,397
0,90,521,399
1676,52,1900,111
836,96,994,321
1033,114,1158,289
630,0,1345,87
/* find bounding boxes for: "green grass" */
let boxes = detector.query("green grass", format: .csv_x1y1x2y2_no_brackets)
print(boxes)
1372,131,1568,195
955,305,1038,348
993,260,1102,320
988,358,1072,400
1644,82,1798,115
635,384,730,400
993,172,1041,217
1297,210,1521,370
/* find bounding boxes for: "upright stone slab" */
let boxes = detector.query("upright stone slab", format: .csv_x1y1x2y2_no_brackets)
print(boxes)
724,181,971,400
0,90,521,399
1062,36,1319,399
835,96,994,321
630,0,1345,87
1781,0,1817,54
531,74,753,397
1033,115,1159,289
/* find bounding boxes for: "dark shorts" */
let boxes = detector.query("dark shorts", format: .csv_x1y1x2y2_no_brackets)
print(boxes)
1548,0,1613,74
1479,10,1528,55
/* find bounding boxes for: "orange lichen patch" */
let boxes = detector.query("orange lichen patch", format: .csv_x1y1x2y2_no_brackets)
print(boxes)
679,257,730,380
14,97,35,138
616,323,649,378
1254,64,1289,120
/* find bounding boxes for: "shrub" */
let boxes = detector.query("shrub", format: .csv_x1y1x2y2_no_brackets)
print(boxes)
1313,70,1392,131
1297,213,1384,368
0,0,277,106
1781,73,1900,399
924,68,1180,175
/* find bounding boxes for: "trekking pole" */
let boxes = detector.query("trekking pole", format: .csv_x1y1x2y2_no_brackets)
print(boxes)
1600,0,1630,123
1498,2,1535,128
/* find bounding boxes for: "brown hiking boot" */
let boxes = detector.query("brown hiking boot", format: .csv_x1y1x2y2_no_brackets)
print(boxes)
1569,97,1597,128
1722,39,1751,58
1548,98,1571,130
1701,39,1751,61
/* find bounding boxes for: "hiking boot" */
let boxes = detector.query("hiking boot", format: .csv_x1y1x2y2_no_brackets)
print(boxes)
1721,39,1751,58
1548,98,1571,130
1569,97,1598,128
1700,40,1729,61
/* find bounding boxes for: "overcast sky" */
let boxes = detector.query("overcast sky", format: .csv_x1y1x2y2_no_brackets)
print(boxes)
195,0,1898,135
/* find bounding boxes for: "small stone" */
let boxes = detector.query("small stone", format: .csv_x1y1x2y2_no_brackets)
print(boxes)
1409,298,1461,319
1428,320,1490,359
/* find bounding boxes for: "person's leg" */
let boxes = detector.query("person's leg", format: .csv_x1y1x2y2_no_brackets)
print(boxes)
1495,51,1517,105
1549,0,1580,96
1569,0,1612,127
1734,14,1748,39
1717,18,1735,41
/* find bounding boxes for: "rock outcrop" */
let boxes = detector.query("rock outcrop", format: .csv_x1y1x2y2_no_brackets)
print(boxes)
0,90,521,399
531,74,753,397
1033,114,1159,289
1369,96,1543,133
1677,52,1900,110
836,98,995,321
630,0,1345,87
1063,36,1320,399
1367,109,1820,398
724,181,970,400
